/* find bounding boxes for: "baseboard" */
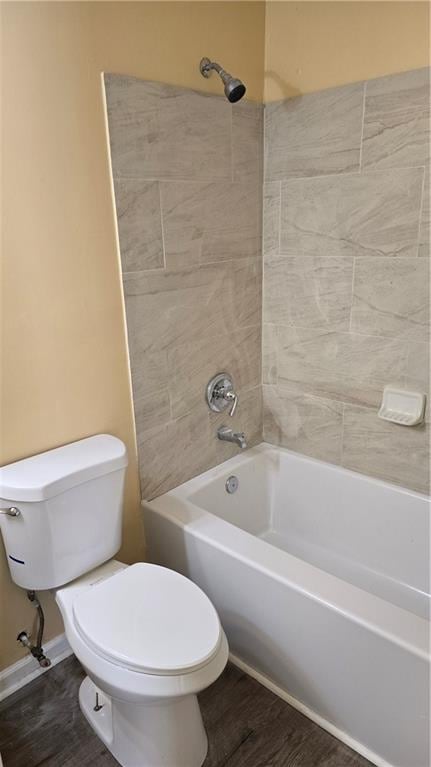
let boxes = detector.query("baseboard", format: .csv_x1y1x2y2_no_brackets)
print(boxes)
0,633,72,701
229,652,393,767
0,641,396,767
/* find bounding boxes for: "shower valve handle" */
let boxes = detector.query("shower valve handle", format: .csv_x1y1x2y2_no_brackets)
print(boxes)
225,390,238,417
206,373,239,417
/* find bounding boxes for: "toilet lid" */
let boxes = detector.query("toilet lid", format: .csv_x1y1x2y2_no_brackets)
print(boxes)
72,563,222,675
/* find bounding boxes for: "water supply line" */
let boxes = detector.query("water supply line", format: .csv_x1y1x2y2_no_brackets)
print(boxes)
17,590,51,668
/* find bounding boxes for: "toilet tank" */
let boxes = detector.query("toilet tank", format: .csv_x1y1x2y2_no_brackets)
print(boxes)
0,435,128,590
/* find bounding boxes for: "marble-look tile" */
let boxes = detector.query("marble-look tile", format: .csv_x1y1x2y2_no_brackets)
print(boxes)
362,68,430,170
232,100,263,181
105,73,265,500
138,403,214,500
262,324,278,384
123,259,262,358
210,385,263,464
138,386,262,499
263,182,280,256
128,350,169,400
265,82,364,180
351,257,429,341
263,385,343,464
161,181,261,268
264,256,353,330
419,169,430,257
404,344,431,416
280,168,423,258
273,326,428,408
342,404,429,494
134,388,171,438
104,74,231,181
114,179,164,271
168,325,261,419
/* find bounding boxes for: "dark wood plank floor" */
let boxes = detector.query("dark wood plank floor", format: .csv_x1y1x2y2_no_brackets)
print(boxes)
0,655,373,767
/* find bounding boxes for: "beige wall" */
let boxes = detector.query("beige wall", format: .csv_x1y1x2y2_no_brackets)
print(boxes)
0,1,265,671
265,1,430,101
1,0,428,673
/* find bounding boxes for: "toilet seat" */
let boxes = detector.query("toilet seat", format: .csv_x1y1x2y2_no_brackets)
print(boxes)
72,563,222,676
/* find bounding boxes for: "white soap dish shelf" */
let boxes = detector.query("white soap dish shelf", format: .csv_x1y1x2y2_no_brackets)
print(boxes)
378,387,426,426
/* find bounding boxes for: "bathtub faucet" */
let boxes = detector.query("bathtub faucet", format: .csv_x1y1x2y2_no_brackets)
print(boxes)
217,425,247,450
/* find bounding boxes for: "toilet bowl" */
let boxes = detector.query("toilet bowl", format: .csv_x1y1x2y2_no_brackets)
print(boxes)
0,435,228,767
55,559,229,767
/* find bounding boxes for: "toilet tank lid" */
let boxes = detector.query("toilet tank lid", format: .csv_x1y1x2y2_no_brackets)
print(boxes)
0,435,128,502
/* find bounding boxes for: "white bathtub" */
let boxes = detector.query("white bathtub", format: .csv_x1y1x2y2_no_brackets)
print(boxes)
143,443,430,767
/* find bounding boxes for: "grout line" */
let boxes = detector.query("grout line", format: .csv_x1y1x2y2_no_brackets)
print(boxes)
261,255,265,387
139,383,263,438
122,265,166,277
261,101,268,381
358,81,367,173
113,162,427,189
158,182,167,270
261,321,428,345
122,255,262,277
114,174,233,184
261,204,265,387
262,164,427,187
415,166,426,257
277,181,282,254
266,170,362,185
261,383,377,415
348,257,357,332
262,99,267,188
262,100,271,390
264,254,355,261
200,255,262,269
257,252,424,262
339,401,347,468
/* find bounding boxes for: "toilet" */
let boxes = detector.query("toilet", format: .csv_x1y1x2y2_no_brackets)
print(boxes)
0,435,228,767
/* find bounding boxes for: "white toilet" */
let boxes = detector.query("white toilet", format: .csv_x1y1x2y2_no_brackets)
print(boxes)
0,435,228,767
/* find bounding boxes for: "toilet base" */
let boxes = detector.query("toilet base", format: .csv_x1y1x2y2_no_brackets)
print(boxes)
79,676,208,767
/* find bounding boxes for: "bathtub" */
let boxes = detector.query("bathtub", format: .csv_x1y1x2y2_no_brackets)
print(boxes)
143,443,430,767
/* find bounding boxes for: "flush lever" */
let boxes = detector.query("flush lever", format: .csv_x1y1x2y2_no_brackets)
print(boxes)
0,507,21,517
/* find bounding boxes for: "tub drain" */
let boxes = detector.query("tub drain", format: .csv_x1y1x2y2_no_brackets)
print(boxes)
225,475,239,494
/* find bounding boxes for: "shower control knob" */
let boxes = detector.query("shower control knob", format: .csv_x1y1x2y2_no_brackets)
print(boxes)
206,373,238,417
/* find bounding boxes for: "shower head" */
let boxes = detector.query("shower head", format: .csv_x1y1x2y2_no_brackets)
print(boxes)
199,58,246,103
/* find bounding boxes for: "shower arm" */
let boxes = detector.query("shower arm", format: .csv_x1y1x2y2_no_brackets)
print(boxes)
199,57,246,103
200,58,230,84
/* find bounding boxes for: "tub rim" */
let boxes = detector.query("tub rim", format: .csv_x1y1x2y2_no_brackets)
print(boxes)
143,444,430,662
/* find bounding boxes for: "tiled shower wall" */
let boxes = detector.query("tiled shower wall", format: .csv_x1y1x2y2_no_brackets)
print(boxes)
263,68,430,493
104,75,263,499
105,70,429,499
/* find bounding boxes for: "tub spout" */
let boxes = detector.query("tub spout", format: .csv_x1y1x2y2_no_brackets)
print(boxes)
217,426,247,449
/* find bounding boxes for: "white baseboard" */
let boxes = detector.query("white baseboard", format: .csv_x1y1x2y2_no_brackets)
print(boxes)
0,633,72,701
0,641,393,767
229,652,392,767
